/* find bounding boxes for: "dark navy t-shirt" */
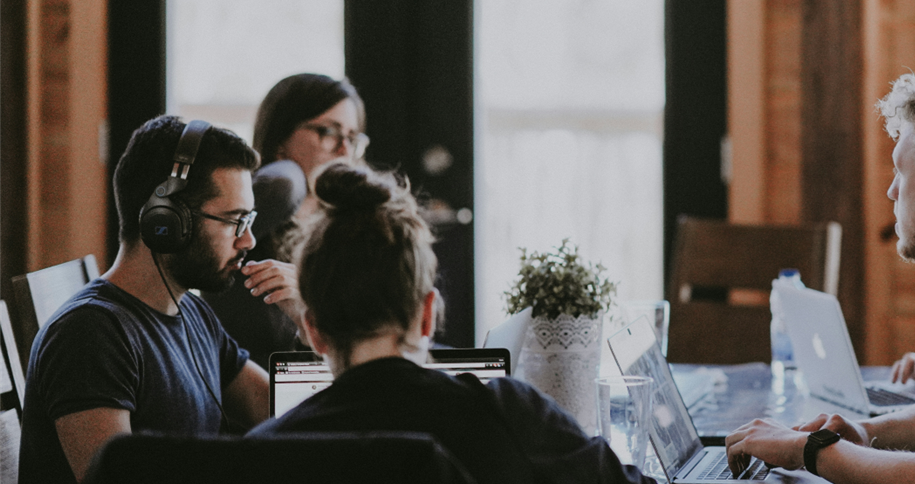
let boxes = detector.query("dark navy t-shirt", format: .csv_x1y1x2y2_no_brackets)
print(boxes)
18,279,249,484
249,358,655,484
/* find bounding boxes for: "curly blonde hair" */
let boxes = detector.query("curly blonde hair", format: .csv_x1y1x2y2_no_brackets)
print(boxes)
877,72,915,141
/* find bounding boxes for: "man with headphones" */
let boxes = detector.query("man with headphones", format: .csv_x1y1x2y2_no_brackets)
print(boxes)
19,116,271,484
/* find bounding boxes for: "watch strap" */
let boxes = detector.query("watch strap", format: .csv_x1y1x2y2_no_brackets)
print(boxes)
804,429,840,476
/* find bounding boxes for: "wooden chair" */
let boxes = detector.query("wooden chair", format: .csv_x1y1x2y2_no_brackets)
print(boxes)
0,301,26,411
85,431,476,484
665,217,841,364
10,255,100,371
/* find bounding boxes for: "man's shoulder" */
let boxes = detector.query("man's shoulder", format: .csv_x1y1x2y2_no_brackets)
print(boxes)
38,278,173,350
51,279,146,323
178,291,220,327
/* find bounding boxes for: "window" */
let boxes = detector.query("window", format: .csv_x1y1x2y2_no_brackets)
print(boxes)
166,0,345,142
476,0,665,341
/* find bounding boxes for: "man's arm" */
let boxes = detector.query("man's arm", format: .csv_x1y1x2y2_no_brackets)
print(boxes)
816,440,915,484
726,418,915,484
55,407,131,483
854,406,915,450
797,407,915,451
223,360,269,429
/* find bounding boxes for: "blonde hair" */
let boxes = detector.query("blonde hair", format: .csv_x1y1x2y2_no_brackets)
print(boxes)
877,72,915,141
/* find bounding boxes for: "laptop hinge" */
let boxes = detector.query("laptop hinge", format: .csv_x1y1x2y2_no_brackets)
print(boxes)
675,449,707,481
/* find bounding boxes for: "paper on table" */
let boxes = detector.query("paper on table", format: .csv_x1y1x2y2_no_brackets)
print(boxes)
0,409,20,483
0,340,11,394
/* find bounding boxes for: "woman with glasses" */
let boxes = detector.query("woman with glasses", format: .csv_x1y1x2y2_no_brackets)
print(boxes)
202,73,369,369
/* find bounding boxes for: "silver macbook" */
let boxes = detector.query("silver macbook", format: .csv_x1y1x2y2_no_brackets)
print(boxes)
268,348,511,418
774,281,915,416
608,318,828,483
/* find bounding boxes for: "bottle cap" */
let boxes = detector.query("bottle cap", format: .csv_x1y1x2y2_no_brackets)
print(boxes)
778,268,800,278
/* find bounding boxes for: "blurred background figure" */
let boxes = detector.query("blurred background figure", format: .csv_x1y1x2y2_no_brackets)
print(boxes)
203,73,368,369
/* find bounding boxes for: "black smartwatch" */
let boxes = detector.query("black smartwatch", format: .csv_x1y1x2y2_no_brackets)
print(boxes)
804,429,841,476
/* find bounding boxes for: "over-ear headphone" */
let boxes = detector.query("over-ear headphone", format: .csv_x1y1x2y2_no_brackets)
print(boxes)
139,120,211,253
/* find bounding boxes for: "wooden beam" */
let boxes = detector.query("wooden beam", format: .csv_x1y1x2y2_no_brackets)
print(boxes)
800,0,865,357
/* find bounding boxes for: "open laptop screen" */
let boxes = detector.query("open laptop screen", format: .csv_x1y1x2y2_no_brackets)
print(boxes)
271,352,333,418
269,348,511,418
608,319,702,479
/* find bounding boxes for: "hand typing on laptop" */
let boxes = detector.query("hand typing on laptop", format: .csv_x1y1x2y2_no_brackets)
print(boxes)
794,414,871,447
725,418,807,474
726,413,871,476
726,406,915,483
891,352,915,384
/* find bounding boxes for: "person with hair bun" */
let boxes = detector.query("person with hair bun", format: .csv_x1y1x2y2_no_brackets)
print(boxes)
248,163,656,484
202,73,368,369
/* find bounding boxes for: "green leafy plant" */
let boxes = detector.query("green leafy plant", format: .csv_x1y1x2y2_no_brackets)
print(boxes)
505,239,617,320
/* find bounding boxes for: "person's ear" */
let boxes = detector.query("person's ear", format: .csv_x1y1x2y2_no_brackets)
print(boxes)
303,309,329,354
420,290,436,338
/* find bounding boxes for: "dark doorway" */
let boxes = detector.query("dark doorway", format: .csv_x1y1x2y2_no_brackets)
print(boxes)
345,0,475,348
663,0,728,284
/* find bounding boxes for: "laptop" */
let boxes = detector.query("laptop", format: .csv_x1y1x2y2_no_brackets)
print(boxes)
608,318,828,483
774,281,915,416
269,348,511,418
482,307,530,367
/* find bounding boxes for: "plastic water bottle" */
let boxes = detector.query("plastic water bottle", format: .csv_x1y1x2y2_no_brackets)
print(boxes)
770,269,804,395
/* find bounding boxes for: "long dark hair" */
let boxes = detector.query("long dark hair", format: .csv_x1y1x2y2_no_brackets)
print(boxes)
253,73,365,165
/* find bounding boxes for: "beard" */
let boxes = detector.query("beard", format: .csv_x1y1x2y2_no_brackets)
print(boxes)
165,226,246,292
899,237,915,263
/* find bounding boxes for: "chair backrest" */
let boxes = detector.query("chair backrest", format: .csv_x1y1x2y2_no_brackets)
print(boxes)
0,301,26,411
10,255,100,371
665,216,842,364
84,431,476,484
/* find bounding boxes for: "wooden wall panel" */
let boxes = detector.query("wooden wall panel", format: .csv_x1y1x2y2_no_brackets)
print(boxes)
729,0,915,364
800,0,865,360
24,0,108,273
765,0,803,225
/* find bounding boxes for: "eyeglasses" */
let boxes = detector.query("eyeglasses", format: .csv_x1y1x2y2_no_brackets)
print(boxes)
193,210,257,237
300,123,370,160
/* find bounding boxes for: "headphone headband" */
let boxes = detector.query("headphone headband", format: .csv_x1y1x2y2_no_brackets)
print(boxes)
139,119,211,253
169,120,211,186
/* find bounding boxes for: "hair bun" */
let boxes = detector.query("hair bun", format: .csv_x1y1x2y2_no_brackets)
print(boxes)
314,163,392,210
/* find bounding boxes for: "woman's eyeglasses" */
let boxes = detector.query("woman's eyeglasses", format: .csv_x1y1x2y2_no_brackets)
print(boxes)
193,210,257,237
300,123,370,160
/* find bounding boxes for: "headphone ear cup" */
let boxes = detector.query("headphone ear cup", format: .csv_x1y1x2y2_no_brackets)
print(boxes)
140,185,193,253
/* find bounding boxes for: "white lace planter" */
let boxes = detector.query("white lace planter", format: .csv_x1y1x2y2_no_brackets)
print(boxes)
515,312,603,435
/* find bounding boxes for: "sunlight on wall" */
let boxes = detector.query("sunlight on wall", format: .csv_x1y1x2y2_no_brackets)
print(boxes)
166,0,344,143
475,0,665,344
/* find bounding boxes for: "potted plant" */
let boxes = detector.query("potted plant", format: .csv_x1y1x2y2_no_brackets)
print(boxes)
504,239,617,433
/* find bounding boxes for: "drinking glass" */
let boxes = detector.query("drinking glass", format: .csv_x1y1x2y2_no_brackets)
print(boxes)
596,376,654,471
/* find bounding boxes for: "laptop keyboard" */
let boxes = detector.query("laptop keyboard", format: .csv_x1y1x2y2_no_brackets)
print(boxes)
867,387,915,407
697,452,769,481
